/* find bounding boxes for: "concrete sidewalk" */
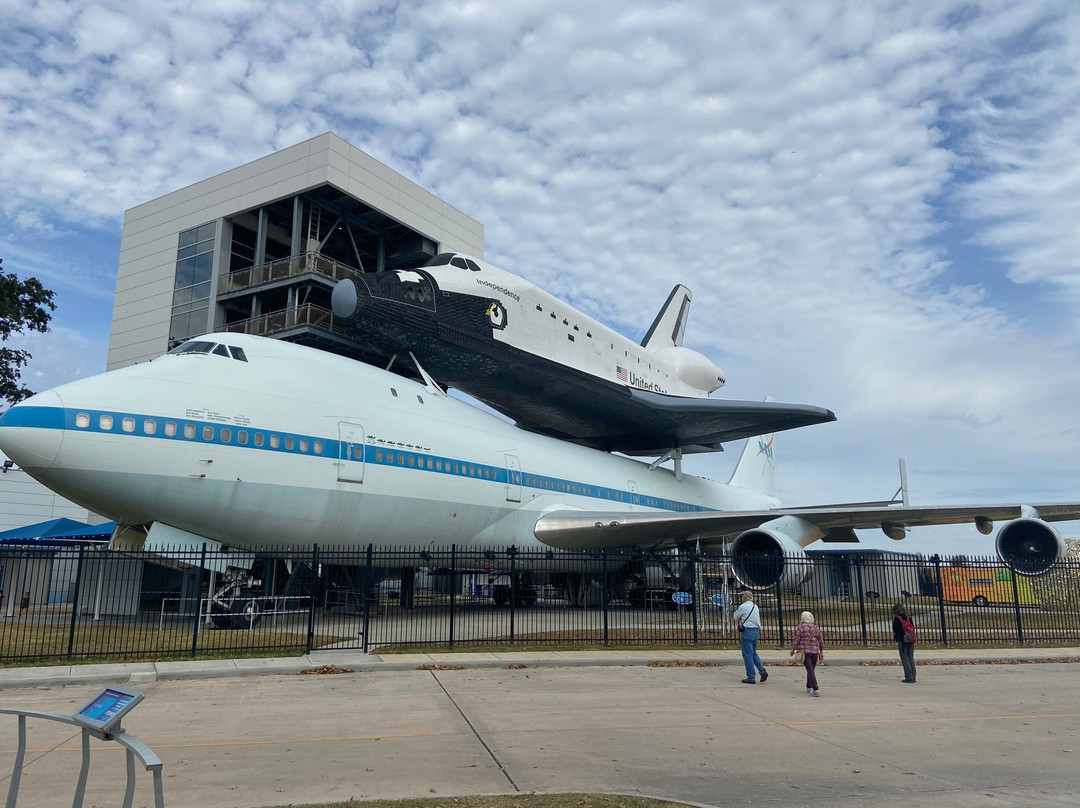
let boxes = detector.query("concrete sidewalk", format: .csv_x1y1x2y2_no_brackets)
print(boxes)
2,644,1078,688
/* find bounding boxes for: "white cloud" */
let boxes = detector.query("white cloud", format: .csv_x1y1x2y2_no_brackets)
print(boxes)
0,0,1078,552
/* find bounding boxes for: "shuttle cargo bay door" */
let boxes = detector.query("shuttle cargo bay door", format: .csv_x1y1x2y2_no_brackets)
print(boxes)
337,422,366,483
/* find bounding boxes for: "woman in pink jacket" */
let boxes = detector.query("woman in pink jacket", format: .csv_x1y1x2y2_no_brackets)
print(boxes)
791,610,825,697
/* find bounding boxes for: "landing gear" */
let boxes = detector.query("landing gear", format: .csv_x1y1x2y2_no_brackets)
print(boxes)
209,570,268,629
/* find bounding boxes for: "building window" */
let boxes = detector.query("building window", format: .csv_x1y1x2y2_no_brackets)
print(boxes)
170,222,216,347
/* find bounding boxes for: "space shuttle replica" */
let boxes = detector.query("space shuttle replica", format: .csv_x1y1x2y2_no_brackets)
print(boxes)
331,252,835,455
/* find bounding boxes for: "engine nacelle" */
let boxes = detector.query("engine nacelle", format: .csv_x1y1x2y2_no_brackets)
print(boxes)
730,528,811,590
653,346,725,392
995,518,1065,576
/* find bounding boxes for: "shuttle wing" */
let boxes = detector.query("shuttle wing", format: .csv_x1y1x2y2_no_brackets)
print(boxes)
533,502,1080,550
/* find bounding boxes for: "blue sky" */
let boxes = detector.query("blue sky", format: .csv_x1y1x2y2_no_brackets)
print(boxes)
1,0,1079,555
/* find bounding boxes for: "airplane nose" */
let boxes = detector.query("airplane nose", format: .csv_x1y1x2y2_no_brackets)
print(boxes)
0,389,66,472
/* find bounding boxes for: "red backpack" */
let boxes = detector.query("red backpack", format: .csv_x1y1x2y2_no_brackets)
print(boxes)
898,614,917,644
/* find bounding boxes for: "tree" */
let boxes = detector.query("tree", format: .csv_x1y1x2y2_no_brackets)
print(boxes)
0,257,57,406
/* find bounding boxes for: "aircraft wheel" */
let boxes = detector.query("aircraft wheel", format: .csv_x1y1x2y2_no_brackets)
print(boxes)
492,586,510,607
209,601,233,629
230,597,263,628
973,595,989,607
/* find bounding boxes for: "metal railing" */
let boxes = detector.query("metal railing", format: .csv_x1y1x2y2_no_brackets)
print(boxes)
222,303,346,338
2,544,1079,662
218,251,358,295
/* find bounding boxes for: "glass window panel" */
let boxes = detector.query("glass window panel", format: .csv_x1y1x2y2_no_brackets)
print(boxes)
178,228,199,249
99,415,113,430
197,223,216,243
170,313,191,341
212,344,229,357
174,257,196,288
202,426,213,440
254,433,265,447
238,430,248,445
270,435,280,448
313,440,322,454
172,287,194,307
299,439,308,452
285,437,295,451
187,307,209,335
122,418,135,433
165,421,177,436
189,281,211,302
143,419,156,435
75,413,90,428
177,244,197,261
184,424,196,438
230,346,248,362
193,252,213,285
221,428,231,443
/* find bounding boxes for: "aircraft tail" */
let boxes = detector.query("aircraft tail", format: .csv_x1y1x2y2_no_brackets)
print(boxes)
727,398,776,497
641,285,692,349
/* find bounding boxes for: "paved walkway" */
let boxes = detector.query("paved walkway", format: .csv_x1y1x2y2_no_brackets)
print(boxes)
1,647,1078,808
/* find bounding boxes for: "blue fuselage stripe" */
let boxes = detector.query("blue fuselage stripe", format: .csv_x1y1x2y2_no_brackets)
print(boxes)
0,406,710,513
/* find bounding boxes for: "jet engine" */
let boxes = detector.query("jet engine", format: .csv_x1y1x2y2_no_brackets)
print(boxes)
729,522,814,590
652,346,725,392
995,517,1065,576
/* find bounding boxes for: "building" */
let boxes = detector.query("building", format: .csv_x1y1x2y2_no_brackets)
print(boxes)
109,132,484,369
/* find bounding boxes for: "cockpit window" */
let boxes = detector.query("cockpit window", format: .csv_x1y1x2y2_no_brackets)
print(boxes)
169,341,216,355
168,340,248,362
424,253,455,266
464,259,482,272
450,256,469,269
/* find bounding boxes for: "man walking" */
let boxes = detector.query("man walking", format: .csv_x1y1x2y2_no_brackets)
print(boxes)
733,591,767,683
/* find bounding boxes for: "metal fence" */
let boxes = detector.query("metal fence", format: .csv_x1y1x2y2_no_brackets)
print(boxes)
1,543,1078,663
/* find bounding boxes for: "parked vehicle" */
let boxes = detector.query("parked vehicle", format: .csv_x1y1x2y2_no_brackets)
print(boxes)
941,567,1038,607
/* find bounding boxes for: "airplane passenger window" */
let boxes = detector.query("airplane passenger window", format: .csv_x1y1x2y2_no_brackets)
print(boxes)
165,422,177,436
143,419,156,435
285,437,295,451
407,455,415,467
426,458,433,469
397,453,404,465
375,450,383,462
212,345,230,357
221,428,232,443
299,439,308,452
254,433,264,447
313,440,322,454
270,435,280,448
99,415,113,430
202,426,214,440
76,413,90,428
184,424,196,439
435,459,443,471
238,430,248,445
353,447,362,460
122,418,135,433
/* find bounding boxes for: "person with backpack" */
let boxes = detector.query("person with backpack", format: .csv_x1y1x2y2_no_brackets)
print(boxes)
892,603,917,683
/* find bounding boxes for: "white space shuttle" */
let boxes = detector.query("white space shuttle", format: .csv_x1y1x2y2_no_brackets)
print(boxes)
331,253,835,455
0,333,1075,599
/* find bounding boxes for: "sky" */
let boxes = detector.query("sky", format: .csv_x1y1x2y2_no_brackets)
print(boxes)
1,0,1078,556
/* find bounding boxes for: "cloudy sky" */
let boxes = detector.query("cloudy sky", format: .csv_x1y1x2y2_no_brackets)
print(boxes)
2,0,1078,555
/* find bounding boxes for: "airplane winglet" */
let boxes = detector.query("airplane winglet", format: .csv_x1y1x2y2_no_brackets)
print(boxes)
641,285,692,349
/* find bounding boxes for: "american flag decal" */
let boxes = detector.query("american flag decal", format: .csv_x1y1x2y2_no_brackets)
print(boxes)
616,365,628,382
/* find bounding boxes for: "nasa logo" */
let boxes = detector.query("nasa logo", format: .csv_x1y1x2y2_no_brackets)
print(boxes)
486,301,507,330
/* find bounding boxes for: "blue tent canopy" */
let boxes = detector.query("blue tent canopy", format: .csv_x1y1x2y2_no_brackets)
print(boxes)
0,518,116,544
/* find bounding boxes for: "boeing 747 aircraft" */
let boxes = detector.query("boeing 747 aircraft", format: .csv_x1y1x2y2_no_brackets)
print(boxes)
0,334,1075,600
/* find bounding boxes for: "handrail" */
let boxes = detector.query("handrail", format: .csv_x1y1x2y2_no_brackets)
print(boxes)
222,303,346,338
218,251,359,294
0,708,164,808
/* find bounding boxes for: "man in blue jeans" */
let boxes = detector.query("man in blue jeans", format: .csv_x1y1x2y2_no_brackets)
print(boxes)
732,591,767,683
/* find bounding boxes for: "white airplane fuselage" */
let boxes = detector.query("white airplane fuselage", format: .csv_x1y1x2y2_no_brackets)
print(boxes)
0,335,772,551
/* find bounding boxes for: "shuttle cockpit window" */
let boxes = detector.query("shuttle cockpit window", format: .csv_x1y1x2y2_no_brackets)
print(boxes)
450,256,469,269
464,258,481,272
424,253,455,266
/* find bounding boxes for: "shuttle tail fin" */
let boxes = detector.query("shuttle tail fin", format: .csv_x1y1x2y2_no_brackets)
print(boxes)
641,285,692,349
727,398,777,498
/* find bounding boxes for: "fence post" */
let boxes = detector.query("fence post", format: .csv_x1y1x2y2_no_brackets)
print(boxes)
854,557,868,647
602,550,609,647
774,568,784,647
191,543,207,658
508,546,517,647
1009,564,1025,645
449,544,457,650
362,544,373,654
932,555,948,646
66,545,86,660
305,545,319,655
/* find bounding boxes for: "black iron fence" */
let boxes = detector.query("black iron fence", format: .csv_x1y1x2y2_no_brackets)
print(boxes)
1,543,1078,663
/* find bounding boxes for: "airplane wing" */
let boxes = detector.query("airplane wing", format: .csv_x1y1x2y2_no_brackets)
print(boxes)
533,502,1080,551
